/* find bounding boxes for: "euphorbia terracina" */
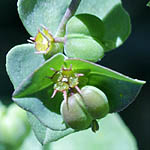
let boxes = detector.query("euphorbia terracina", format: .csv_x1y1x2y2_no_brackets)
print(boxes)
6,0,146,144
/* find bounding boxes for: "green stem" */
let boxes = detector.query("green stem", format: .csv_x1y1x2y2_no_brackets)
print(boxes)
42,143,50,150
55,0,81,37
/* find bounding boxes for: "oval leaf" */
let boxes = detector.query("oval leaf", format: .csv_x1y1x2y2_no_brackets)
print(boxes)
64,14,105,62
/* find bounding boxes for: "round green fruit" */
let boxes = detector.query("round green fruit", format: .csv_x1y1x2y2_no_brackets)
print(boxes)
61,93,92,130
81,86,109,119
61,86,109,130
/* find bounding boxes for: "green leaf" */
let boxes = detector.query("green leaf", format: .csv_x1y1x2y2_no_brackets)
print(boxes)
12,54,69,130
13,53,65,97
147,1,150,7
27,112,47,145
18,0,131,50
13,96,68,130
17,0,70,36
64,14,105,62
6,44,74,141
66,14,105,40
6,44,45,89
6,46,68,130
27,112,73,145
10,56,70,130
65,58,145,112
51,113,137,150
78,0,131,51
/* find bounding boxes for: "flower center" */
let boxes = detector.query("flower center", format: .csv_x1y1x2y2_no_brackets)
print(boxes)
50,65,84,105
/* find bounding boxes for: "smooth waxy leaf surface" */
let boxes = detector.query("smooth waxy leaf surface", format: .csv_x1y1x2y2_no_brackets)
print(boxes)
18,0,131,50
64,14,105,62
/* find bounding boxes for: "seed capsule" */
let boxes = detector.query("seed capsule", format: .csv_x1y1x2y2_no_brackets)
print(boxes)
81,86,109,119
61,93,92,130
61,86,109,131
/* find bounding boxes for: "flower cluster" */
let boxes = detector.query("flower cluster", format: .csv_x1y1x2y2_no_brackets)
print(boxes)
49,65,84,106
28,26,54,54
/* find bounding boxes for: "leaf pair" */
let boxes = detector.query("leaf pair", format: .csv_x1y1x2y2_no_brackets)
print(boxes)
18,0,131,61
6,44,145,144
7,44,145,129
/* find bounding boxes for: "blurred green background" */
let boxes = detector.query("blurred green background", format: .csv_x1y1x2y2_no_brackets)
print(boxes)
0,0,150,149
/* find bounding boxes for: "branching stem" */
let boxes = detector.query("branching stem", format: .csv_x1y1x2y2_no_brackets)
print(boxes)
55,0,81,37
